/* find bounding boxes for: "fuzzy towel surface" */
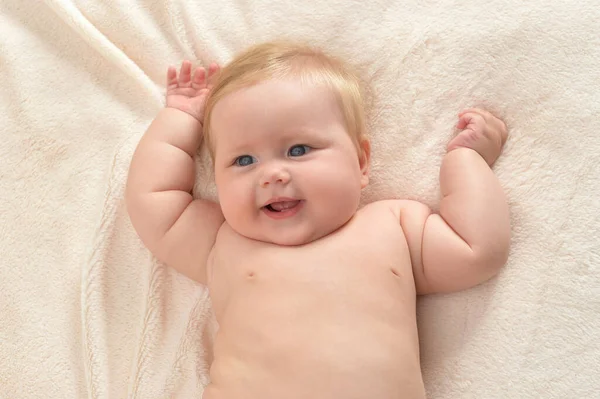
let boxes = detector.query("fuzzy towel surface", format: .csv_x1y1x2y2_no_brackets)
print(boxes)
1,0,599,397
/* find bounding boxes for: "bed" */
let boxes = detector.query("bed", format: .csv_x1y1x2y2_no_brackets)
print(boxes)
1,0,598,397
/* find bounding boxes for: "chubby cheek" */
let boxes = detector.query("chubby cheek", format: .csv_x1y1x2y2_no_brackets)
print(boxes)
326,173,361,209
216,176,255,224
305,159,361,215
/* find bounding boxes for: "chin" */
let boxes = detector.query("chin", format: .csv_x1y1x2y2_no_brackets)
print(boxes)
238,225,323,247
265,223,344,246
233,215,352,246
270,235,315,246
259,231,317,247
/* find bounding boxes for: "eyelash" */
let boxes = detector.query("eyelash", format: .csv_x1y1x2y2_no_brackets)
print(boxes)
288,144,311,157
232,145,313,167
233,155,256,167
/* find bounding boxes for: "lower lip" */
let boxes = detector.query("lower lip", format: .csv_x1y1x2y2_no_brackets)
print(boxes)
262,201,304,220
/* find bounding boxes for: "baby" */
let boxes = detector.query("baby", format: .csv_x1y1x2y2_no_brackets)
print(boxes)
126,41,510,399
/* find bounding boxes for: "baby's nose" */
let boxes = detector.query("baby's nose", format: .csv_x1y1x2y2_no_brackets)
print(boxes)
260,167,291,187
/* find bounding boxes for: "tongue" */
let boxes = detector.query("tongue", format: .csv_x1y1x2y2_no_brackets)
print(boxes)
270,200,299,211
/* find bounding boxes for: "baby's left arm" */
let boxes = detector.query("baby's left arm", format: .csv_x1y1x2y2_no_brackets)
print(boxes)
401,108,510,295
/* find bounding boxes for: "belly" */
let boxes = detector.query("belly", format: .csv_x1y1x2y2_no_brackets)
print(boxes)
205,260,425,399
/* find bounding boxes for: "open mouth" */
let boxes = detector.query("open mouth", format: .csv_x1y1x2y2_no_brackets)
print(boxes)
265,200,300,212
262,200,303,219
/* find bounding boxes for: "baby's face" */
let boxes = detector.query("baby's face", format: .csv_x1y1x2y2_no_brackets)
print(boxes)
211,79,369,246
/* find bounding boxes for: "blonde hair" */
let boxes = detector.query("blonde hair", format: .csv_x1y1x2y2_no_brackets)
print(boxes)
203,41,368,158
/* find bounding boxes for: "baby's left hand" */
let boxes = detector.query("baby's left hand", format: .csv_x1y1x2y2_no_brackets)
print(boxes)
447,108,508,166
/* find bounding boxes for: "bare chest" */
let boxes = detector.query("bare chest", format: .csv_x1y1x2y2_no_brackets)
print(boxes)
208,204,416,320
204,205,424,399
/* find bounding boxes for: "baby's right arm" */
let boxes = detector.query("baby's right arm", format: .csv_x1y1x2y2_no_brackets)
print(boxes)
125,61,224,284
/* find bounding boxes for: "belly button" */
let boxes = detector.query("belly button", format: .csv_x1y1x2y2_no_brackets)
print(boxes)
391,268,400,277
247,271,255,278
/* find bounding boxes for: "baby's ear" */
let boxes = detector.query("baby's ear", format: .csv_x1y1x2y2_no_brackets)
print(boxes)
358,137,370,188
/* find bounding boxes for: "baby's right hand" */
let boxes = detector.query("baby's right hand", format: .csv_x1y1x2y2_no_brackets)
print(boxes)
166,61,219,123
447,108,508,166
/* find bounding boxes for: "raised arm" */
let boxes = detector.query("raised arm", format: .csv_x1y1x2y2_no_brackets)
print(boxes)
126,61,224,284
402,108,510,295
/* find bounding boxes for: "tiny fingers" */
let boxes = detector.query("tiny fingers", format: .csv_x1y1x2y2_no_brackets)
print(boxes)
458,108,507,137
167,65,178,88
457,113,489,136
208,63,220,77
457,113,478,129
179,60,192,85
168,60,219,90
192,67,207,88
456,115,469,129
459,107,500,121
191,63,220,89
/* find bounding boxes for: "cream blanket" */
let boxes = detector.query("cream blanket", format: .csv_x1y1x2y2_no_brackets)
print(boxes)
1,0,599,397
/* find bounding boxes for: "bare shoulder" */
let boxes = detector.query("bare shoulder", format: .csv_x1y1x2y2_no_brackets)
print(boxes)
359,199,431,222
359,200,433,281
363,200,433,245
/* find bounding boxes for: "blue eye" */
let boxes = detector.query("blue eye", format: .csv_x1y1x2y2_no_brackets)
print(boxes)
234,155,256,166
288,145,311,157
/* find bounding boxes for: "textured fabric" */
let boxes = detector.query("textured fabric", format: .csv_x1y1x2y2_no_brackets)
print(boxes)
1,0,598,397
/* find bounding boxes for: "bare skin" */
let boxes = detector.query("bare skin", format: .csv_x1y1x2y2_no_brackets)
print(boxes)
126,60,510,399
